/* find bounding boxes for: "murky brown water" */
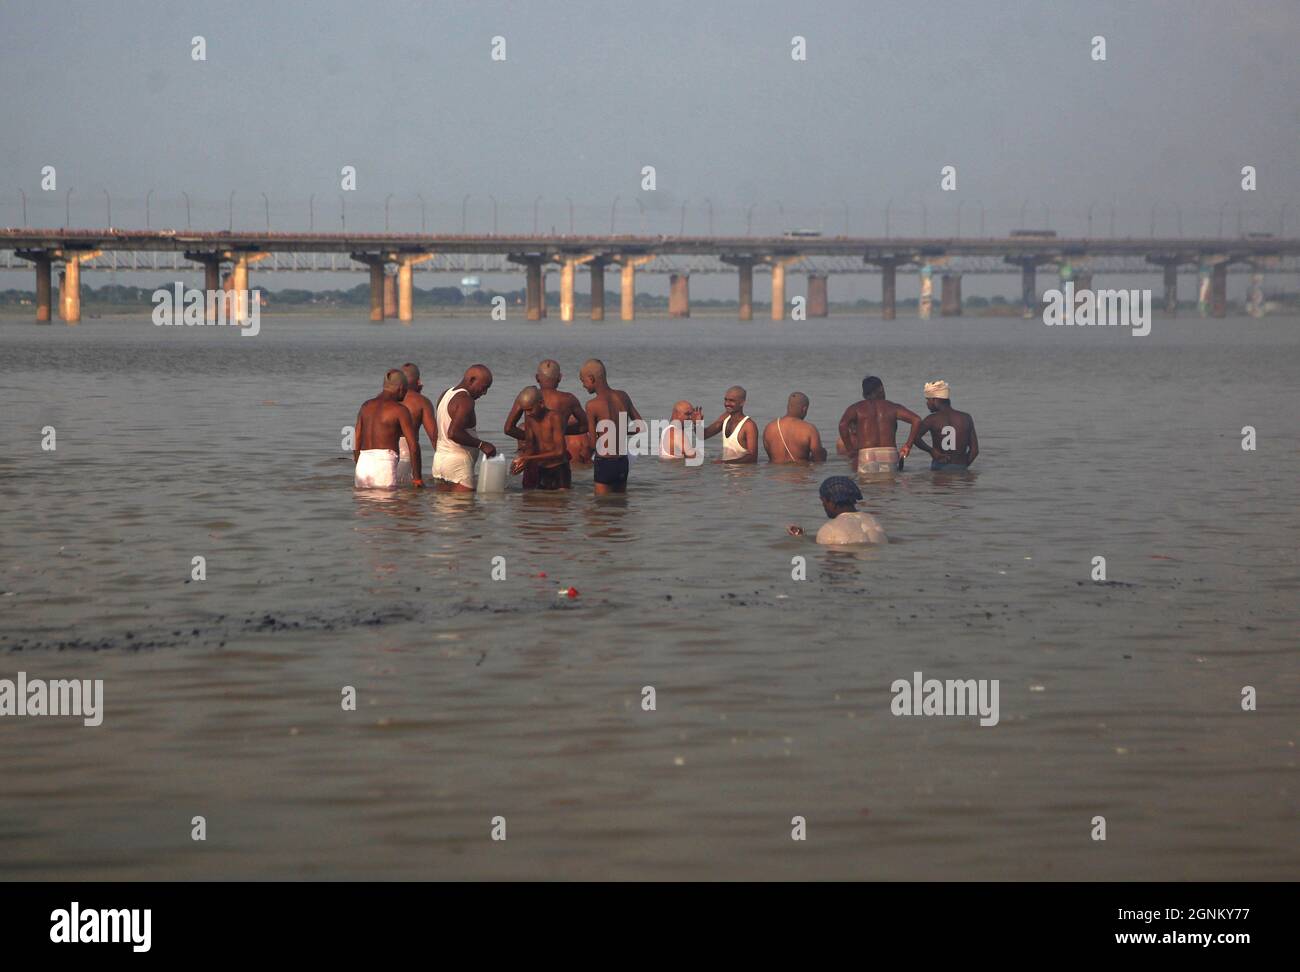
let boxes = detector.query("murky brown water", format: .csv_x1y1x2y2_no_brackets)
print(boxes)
1,312,1296,879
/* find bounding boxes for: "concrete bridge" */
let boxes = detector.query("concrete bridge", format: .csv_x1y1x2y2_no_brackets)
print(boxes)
3,228,1296,323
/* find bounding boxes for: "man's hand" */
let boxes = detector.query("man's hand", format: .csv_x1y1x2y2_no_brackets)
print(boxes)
411,477,425,489
787,524,805,537
899,444,911,459
509,456,527,475
479,441,497,458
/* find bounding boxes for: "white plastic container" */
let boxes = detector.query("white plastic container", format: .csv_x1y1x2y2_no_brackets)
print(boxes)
475,453,508,493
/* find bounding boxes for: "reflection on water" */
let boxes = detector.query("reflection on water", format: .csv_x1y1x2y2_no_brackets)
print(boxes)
0,314,1296,880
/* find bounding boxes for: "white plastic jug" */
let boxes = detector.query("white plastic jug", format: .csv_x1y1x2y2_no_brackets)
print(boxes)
475,453,508,493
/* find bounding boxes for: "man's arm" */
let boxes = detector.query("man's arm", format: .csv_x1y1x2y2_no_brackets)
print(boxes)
965,419,978,465
420,401,438,451
912,415,938,457
837,405,857,453
396,407,423,486
448,395,496,457
808,426,828,462
895,404,922,459
622,392,643,425
503,396,526,441
353,407,364,464
565,396,588,436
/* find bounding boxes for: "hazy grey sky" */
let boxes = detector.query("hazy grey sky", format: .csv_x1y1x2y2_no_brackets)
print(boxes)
2,0,1296,295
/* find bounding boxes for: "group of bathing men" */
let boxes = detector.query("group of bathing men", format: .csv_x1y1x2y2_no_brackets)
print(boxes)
352,360,977,543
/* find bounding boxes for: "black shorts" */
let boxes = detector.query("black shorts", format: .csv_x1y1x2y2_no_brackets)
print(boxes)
535,463,572,490
592,455,629,486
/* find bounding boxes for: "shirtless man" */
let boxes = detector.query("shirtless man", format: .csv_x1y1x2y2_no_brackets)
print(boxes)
838,376,922,474
509,386,571,490
786,476,887,545
913,379,979,470
703,385,758,464
354,369,423,489
659,400,703,460
763,392,828,464
580,358,643,495
505,359,590,465
432,364,497,492
395,362,438,485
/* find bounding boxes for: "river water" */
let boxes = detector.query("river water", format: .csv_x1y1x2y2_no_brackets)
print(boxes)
1,311,1296,879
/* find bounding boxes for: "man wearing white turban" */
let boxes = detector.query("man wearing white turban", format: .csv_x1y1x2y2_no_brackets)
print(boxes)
915,379,979,470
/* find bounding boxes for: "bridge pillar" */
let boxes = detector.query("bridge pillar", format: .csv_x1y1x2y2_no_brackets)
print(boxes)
940,273,962,316
771,263,787,320
185,252,225,322
60,256,82,323
1020,261,1037,318
35,257,51,322
370,263,385,320
618,256,654,321
398,262,414,322
1211,263,1227,318
382,271,398,319
880,260,897,320
721,256,756,320
525,259,543,321
669,273,690,318
1163,263,1178,316
560,260,577,322
807,273,828,317
590,260,606,321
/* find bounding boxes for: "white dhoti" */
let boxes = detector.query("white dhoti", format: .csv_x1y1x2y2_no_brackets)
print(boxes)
395,437,414,485
857,446,899,474
432,445,476,488
355,449,400,489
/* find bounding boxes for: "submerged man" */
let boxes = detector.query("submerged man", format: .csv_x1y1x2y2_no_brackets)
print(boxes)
763,392,828,464
703,385,758,463
660,400,703,460
581,358,643,494
395,361,439,485
432,364,497,492
509,386,571,490
354,368,423,489
838,375,921,473
505,358,590,469
787,476,887,545
914,380,979,470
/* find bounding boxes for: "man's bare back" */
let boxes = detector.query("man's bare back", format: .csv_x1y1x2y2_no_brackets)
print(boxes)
356,397,416,455
839,398,921,456
400,389,438,453
763,416,826,463
917,405,978,466
586,387,640,455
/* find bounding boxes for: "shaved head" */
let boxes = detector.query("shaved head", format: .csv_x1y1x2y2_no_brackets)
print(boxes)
517,386,541,409
537,359,561,385
580,358,606,382
383,369,408,394
726,385,747,401
671,400,693,418
462,363,493,399
401,362,421,384
787,391,809,416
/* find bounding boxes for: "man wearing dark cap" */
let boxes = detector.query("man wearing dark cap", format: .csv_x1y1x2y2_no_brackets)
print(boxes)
786,476,887,544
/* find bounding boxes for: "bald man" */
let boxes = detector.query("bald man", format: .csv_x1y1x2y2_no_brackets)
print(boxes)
354,369,423,489
432,364,497,492
580,358,643,494
703,386,758,463
838,375,921,474
395,362,439,485
509,386,571,489
505,359,590,479
659,400,703,460
763,392,828,464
